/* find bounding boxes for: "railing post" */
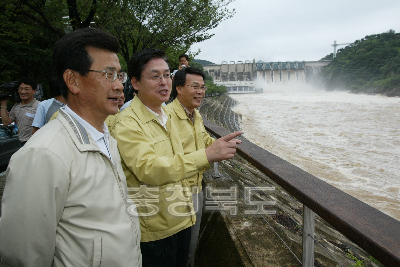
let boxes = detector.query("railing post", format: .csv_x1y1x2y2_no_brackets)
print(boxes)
302,205,315,267
212,162,221,178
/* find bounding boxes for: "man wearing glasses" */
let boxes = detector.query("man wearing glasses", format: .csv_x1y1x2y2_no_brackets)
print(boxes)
165,67,218,267
0,77,40,146
111,48,242,267
0,28,142,266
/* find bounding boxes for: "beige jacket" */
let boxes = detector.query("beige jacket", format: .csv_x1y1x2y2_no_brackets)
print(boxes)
0,108,142,267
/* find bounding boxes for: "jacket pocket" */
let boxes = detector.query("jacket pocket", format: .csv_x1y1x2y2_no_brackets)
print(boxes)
152,135,172,157
179,129,194,142
90,237,102,267
145,182,194,232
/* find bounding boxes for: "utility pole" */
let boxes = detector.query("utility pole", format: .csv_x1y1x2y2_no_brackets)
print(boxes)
331,40,351,58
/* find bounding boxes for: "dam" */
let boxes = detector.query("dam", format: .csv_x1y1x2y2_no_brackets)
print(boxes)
202,60,331,93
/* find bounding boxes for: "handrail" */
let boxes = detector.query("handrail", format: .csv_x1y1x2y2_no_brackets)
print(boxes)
203,118,400,267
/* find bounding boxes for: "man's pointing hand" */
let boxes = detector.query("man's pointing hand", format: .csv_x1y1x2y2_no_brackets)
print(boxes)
205,131,242,162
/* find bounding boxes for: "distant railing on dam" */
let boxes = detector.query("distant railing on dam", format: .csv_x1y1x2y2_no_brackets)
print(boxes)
199,94,400,267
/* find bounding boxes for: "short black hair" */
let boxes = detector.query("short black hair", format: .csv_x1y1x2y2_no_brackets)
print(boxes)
179,54,189,61
17,77,37,91
173,67,205,87
128,48,169,82
48,75,62,98
53,27,120,100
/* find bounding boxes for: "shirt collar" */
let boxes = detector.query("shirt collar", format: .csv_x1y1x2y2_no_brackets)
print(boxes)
54,98,65,106
64,105,106,142
178,99,195,123
21,98,38,107
145,105,168,130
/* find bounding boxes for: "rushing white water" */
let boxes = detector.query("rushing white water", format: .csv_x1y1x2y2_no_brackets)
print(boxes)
230,84,400,221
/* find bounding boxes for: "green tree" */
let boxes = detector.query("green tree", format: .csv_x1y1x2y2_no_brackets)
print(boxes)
0,0,65,86
1,0,235,90
0,0,97,86
320,30,400,96
95,0,235,69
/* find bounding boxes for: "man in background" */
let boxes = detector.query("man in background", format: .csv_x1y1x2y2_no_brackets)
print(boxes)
0,77,40,146
0,28,142,266
172,54,190,77
111,48,241,267
32,76,66,134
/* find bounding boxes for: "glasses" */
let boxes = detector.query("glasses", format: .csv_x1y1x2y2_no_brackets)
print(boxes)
186,84,207,91
142,73,171,82
88,69,128,83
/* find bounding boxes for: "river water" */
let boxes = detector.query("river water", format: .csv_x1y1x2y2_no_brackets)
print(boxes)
230,84,400,221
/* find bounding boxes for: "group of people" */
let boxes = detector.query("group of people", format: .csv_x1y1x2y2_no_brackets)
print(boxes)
0,27,242,267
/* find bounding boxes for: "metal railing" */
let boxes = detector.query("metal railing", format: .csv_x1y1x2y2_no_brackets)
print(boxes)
204,118,400,267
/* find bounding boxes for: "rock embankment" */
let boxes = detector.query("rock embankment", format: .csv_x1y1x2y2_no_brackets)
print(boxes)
199,94,242,133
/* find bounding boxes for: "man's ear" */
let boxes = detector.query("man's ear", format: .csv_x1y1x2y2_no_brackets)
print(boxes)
176,86,183,95
131,77,140,91
63,69,80,95
131,77,138,88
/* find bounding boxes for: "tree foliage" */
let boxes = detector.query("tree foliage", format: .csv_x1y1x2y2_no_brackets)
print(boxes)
0,0,64,85
0,0,235,97
320,30,400,96
192,59,216,65
96,0,235,69
0,0,103,87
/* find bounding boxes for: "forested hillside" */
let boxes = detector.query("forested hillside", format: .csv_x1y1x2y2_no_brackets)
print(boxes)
320,30,400,96
192,59,215,65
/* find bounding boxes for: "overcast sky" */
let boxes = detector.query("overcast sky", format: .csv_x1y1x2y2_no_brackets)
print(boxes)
190,0,400,64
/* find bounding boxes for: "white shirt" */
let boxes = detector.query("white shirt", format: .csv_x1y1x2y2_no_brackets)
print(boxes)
120,99,132,112
64,106,114,164
145,106,168,131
